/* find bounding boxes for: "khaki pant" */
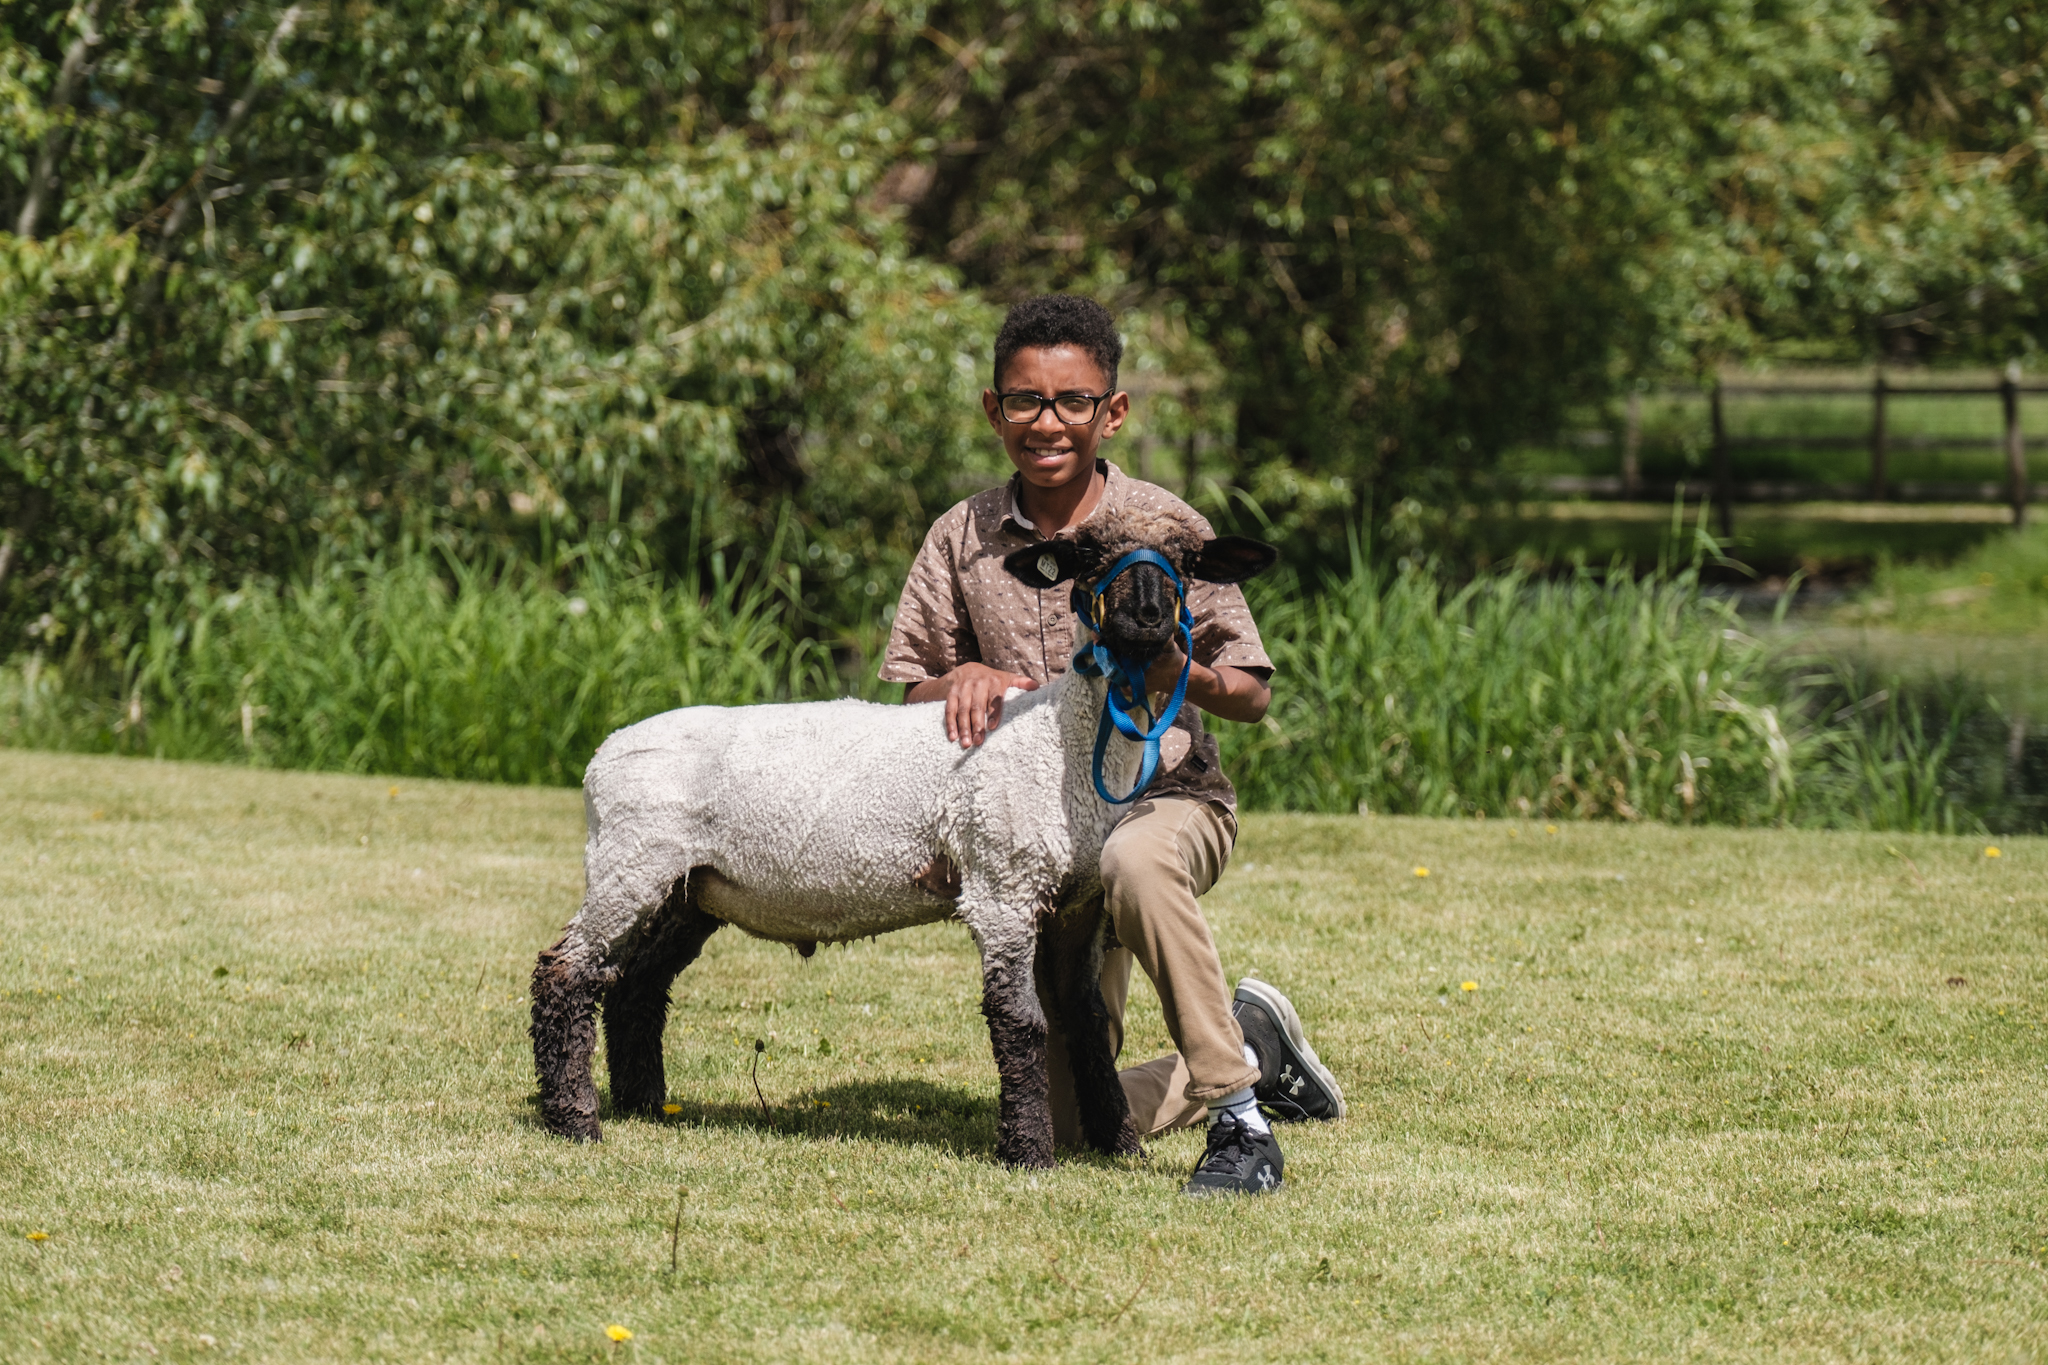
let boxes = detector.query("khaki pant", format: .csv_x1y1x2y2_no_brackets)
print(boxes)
1043,797,1257,1148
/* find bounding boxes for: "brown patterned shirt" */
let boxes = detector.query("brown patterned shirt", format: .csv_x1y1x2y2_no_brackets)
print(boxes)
880,460,1272,810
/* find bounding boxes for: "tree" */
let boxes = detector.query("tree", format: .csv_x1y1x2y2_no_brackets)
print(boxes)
1,0,995,652
840,0,2045,547
6,0,2043,655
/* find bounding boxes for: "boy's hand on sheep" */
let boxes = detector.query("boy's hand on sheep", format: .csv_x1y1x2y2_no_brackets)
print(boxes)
933,663,1039,748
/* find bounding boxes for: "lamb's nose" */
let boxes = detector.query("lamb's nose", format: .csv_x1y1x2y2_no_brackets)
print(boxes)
1136,597,1165,626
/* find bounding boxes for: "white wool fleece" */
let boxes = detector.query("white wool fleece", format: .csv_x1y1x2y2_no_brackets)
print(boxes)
560,662,1145,987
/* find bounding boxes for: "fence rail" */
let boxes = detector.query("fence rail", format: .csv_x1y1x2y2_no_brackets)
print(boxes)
1542,475,2048,504
1577,375,2044,531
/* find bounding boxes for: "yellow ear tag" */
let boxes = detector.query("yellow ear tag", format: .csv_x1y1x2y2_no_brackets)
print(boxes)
1038,553,1059,582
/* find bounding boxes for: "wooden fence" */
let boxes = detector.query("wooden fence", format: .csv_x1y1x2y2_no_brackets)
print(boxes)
1555,374,2047,532
1109,371,2046,530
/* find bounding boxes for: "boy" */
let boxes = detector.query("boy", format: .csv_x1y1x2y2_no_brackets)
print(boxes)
881,295,1343,1195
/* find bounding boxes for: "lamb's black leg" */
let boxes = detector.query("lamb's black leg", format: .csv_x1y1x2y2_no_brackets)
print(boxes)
1040,896,1142,1157
531,931,605,1141
979,938,1054,1170
603,876,723,1118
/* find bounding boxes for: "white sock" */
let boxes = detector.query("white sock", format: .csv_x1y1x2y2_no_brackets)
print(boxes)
1208,1087,1270,1134
1207,1044,1272,1134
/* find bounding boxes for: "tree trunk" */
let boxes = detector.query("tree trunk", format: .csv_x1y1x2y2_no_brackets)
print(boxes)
14,0,104,240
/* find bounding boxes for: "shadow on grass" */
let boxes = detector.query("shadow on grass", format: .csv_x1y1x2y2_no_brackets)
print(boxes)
549,1077,1156,1169
650,1077,994,1152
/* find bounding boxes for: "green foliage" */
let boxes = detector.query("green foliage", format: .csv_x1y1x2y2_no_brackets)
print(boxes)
5,0,2047,673
1792,665,1978,833
1220,546,2009,830
3,539,839,782
865,0,2048,552
0,0,998,654
1225,556,1793,823
7,542,2030,831
1846,523,2048,634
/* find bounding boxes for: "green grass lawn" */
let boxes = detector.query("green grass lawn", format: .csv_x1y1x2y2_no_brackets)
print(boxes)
3,751,2044,1362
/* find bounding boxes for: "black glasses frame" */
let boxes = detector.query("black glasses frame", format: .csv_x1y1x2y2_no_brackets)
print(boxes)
995,389,1114,425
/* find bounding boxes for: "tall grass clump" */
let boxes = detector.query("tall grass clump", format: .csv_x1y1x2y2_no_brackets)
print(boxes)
1789,664,2040,834
3,536,2016,831
1,547,843,785
1223,554,1796,822
1223,549,1992,830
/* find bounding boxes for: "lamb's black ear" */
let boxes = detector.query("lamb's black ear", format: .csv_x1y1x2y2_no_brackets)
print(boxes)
1189,535,1279,584
1003,539,1086,590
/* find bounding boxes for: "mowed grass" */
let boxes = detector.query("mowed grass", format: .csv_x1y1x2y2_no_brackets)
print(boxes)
2,751,2044,1363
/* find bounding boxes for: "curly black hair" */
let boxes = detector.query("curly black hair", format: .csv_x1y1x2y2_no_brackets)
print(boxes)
992,294,1123,392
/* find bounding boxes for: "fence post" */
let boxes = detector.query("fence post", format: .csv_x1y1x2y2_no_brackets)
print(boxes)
1710,380,1732,537
1870,372,1888,501
2004,362,2027,528
1622,389,1642,497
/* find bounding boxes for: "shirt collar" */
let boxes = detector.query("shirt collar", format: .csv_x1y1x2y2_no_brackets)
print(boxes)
1002,459,1121,537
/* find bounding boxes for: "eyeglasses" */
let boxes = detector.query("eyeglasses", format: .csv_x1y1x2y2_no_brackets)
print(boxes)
996,390,1113,425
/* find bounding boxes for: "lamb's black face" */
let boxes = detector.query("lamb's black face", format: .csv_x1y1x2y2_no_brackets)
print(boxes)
999,527,1279,667
1083,560,1183,661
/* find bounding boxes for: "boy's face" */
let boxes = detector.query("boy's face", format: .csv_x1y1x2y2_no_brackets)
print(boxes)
982,345,1128,491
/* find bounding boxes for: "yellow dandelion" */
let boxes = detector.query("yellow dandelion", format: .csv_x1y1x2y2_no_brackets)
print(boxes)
388,785,400,798
1461,981,1478,993
1413,866,1430,878
1984,846,2001,858
662,1103,681,1114
1545,824,1558,834
605,1324,633,1342
27,1230,48,1242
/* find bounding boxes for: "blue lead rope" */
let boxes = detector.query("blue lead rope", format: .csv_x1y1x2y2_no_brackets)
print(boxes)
1069,549,1195,804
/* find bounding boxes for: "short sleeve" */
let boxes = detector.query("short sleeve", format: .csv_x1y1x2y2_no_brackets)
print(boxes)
880,515,981,684
1185,580,1273,674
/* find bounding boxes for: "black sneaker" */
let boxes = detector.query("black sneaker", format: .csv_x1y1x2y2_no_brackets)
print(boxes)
1182,1116,1285,1197
1234,978,1346,1122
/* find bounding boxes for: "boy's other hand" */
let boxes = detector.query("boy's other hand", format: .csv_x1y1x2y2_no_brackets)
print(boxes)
1142,639,1189,698
911,663,1039,748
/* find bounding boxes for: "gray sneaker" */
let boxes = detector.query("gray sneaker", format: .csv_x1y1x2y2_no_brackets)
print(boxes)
1233,978,1345,1122
1182,1116,1284,1197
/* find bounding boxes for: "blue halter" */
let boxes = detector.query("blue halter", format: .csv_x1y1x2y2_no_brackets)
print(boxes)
1070,549,1195,804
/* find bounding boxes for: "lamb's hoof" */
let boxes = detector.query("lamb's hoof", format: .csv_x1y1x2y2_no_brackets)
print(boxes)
544,1108,602,1142
1094,1116,1144,1158
612,1092,665,1121
997,1137,1057,1170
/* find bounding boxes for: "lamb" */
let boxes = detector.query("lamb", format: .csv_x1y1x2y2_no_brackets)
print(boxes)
528,505,1276,1167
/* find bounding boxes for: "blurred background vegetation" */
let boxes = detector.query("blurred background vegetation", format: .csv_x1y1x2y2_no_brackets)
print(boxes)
3,0,2045,829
